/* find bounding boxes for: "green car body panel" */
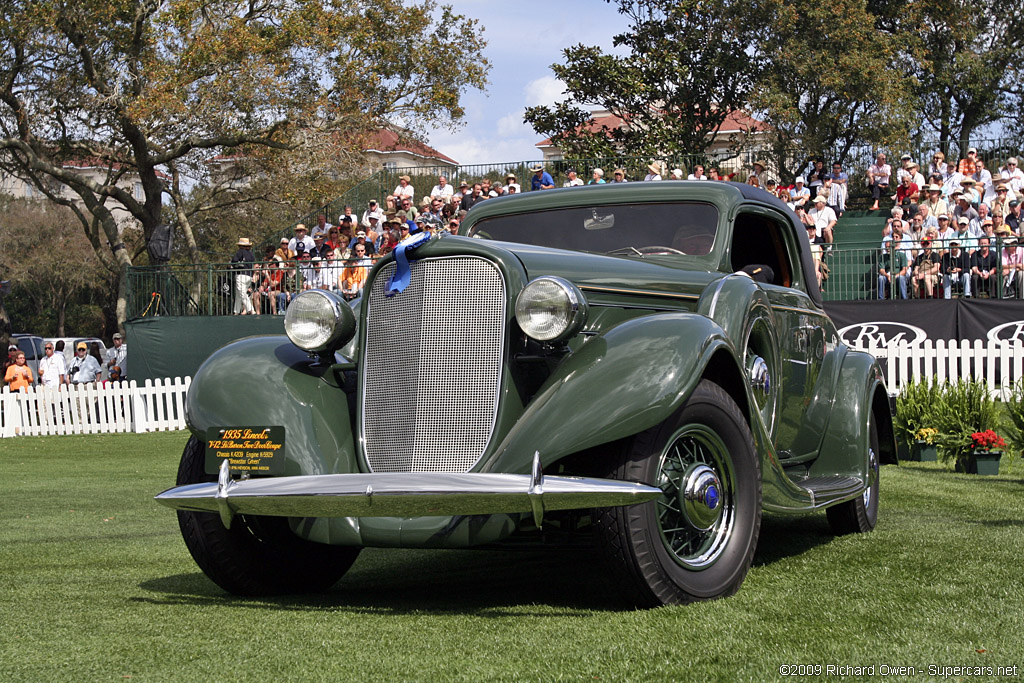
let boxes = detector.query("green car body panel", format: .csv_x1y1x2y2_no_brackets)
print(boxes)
181,180,895,548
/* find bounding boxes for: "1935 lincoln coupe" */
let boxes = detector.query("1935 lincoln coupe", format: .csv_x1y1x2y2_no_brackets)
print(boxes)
157,181,895,607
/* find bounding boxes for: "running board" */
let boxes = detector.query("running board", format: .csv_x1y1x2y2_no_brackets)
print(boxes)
795,475,864,507
156,455,662,530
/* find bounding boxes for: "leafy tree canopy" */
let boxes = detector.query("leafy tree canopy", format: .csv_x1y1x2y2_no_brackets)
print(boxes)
0,0,487,323
524,0,767,159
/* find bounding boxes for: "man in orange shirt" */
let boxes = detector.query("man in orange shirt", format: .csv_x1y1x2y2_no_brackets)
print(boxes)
958,147,978,176
4,351,33,391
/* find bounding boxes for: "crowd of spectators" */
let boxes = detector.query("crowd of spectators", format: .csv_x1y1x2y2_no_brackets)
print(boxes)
864,149,1024,299
222,152,1024,311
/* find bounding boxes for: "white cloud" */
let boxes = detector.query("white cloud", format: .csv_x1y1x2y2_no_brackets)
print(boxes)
523,76,566,109
497,112,522,137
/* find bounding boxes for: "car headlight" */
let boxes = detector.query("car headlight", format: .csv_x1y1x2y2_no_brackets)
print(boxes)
515,276,588,342
284,290,356,354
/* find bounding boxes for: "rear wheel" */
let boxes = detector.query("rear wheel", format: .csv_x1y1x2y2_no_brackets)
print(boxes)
596,380,762,607
175,436,360,596
826,414,880,534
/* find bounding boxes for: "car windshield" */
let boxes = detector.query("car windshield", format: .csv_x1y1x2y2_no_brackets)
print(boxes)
467,202,719,256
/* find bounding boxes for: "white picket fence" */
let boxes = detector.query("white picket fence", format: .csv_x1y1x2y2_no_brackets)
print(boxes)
851,340,1024,398
0,377,191,438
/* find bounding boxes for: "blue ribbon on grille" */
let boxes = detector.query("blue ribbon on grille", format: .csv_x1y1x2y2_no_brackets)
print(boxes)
385,231,432,296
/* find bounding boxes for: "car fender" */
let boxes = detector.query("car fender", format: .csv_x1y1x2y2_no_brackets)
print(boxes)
811,349,895,477
185,336,358,478
481,313,734,473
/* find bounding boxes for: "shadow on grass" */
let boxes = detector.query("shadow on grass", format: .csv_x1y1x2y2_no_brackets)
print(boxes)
137,514,841,613
136,547,636,614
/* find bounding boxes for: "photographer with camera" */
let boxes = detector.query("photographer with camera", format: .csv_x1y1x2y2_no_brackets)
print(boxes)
68,341,102,384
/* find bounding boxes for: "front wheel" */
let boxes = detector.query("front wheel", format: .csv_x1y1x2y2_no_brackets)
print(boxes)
596,380,762,607
175,436,360,596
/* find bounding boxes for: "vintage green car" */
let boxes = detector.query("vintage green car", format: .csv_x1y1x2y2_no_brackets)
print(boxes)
157,181,895,607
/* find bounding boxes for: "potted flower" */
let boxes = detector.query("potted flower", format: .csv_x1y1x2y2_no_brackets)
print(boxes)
958,430,1005,475
911,428,939,462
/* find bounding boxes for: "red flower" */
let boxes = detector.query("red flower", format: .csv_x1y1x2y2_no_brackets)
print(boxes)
970,430,1005,450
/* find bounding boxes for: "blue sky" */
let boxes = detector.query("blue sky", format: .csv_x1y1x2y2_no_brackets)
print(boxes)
424,1,625,165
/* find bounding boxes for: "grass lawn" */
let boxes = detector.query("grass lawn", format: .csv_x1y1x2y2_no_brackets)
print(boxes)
1,432,1022,681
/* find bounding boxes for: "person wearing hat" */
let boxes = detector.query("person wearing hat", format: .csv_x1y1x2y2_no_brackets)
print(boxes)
789,176,810,208
804,222,826,287
430,175,454,200
959,176,982,205
989,182,1012,217
644,161,663,182
809,194,837,245
1003,235,1024,297
1005,199,1023,234
230,237,256,315
867,152,891,211
389,174,415,210
912,238,941,298
957,147,978,176
68,341,102,384
588,168,605,185
563,169,583,188
921,184,948,218
360,200,384,227
669,168,685,181
503,173,522,192
105,332,128,382
953,193,979,224
750,160,767,184
530,164,554,191
942,239,971,298
288,224,315,255
274,237,290,261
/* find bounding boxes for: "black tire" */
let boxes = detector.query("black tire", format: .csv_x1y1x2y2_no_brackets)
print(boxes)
826,412,880,534
175,436,360,596
596,380,762,607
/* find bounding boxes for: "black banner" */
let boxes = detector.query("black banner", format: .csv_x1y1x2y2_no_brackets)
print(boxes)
824,299,1024,345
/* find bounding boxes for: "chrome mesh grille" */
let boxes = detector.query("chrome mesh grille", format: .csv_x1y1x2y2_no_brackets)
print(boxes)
361,256,506,472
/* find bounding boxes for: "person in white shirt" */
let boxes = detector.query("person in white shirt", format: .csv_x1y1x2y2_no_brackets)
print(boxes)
1000,158,1024,195
643,162,663,182
389,175,415,210
68,342,102,384
287,224,316,255
37,341,67,387
105,332,127,380
429,175,454,200
562,169,584,187
789,177,811,209
809,195,837,244
687,164,707,180
504,173,522,193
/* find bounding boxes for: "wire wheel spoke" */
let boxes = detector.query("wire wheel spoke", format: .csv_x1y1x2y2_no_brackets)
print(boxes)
656,424,736,570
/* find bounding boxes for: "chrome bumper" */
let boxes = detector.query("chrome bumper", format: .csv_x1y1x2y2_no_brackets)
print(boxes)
156,455,662,530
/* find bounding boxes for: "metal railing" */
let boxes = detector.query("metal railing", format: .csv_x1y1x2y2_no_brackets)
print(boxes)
126,259,378,318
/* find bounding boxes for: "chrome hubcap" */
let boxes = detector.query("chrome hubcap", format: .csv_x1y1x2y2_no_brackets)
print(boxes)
864,447,877,508
680,464,723,531
657,425,736,569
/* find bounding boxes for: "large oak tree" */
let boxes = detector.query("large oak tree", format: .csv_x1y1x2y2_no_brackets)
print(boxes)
0,0,487,326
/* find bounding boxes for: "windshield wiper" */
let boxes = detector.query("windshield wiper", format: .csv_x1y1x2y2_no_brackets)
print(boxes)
605,246,643,257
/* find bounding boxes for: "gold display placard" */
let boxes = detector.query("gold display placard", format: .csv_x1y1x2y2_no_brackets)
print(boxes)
205,427,285,474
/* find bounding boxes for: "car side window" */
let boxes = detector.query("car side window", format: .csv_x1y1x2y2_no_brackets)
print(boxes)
730,213,793,287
